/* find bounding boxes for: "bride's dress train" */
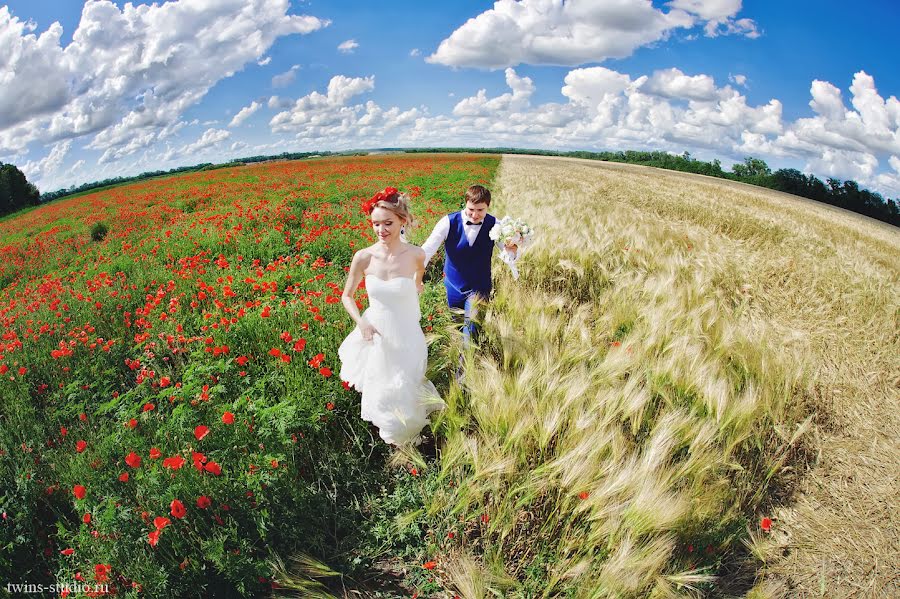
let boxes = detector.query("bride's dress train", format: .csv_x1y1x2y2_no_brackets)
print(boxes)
338,275,444,445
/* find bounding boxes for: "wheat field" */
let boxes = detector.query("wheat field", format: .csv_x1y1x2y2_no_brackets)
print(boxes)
417,155,898,598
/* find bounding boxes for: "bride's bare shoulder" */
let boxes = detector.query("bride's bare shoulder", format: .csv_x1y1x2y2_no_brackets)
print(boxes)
407,244,426,262
350,248,375,268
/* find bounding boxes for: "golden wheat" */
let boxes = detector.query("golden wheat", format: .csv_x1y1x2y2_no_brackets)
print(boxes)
422,155,899,598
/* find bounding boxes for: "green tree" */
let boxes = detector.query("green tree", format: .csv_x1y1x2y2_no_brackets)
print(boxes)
0,163,40,216
731,156,771,178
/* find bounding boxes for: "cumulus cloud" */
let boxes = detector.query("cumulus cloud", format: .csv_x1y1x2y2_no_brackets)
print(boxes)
22,140,71,180
272,65,302,88
160,128,230,163
263,65,899,197
257,56,272,66
229,101,262,127
270,75,376,133
729,74,748,88
453,69,534,116
0,0,328,157
640,67,718,101
410,48,421,57
338,39,358,53
426,0,756,69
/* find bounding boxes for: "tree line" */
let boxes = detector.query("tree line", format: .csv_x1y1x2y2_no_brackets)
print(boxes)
2,148,897,227
34,151,336,205
406,148,900,226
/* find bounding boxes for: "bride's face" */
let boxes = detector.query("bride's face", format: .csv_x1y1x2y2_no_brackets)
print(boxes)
370,206,405,243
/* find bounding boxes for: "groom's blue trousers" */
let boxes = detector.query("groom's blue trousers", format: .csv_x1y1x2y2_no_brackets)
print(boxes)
447,288,488,347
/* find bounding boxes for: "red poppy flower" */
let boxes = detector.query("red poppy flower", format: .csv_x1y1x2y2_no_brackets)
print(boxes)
760,517,772,532
60,426,68,437
268,347,282,358
125,451,141,468
149,447,161,459
319,367,332,377
142,403,155,412
292,339,306,352
194,425,209,441
204,461,222,476
579,491,589,500
118,472,129,482
222,412,234,424
235,355,249,366
422,561,436,570
83,513,91,524
163,455,186,470
153,516,170,530
196,496,211,509
75,440,87,453
73,485,86,499
79,413,87,422
126,418,137,429
147,530,160,547
60,548,75,556
325,402,334,411
170,499,186,519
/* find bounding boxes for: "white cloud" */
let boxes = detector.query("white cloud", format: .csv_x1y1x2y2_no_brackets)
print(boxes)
22,140,71,180
257,56,272,66
229,101,261,127
270,75,375,133
729,73,748,88
260,66,899,197
890,156,900,174
160,128,230,163
0,0,328,158
272,65,301,88
453,69,534,116
410,48,421,57
426,0,756,69
640,67,718,101
338,39,358,53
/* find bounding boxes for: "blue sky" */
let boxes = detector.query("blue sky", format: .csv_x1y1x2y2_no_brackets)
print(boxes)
2,0,899,197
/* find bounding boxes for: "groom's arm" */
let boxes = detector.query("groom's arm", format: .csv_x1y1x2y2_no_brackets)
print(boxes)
421,215,450,266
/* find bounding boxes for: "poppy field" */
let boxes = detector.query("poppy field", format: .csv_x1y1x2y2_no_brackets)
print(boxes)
0,154,499,596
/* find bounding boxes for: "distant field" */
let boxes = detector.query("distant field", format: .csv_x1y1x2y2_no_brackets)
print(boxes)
0,153,896,597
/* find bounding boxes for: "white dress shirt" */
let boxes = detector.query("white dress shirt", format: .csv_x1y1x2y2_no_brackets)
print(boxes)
422,211,493,266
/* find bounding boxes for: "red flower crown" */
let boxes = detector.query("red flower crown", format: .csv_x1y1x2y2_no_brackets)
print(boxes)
361,186,399,214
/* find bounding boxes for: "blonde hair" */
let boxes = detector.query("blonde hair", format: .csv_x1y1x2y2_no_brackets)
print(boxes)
370,192,415,228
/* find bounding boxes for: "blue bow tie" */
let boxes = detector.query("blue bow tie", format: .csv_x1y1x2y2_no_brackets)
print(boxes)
465,221,482,226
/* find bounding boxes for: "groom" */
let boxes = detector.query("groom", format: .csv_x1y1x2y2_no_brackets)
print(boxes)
422,185,515,344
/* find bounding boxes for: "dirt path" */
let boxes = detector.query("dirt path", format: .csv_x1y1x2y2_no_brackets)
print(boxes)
495,155,900,597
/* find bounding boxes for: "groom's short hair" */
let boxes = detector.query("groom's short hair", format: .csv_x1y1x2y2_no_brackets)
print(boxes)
465,185,491,206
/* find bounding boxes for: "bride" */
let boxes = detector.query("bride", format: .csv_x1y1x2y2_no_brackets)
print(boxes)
338,187,444,446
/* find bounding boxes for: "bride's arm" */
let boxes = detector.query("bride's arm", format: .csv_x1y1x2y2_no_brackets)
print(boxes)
342,250,378,339
413,248,426,294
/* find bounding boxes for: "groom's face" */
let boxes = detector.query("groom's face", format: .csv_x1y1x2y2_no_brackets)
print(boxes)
464,200,487,224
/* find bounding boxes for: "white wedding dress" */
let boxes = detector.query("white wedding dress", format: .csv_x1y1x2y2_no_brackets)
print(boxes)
338,275,444,445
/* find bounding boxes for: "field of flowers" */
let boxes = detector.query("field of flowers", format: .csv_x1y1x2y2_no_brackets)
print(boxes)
3,152,896,598
0,154,499,597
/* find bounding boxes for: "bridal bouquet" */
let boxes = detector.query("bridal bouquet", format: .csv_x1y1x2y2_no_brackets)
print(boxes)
489,215,534,280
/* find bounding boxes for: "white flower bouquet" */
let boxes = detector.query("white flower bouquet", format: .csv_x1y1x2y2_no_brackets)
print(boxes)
489,215,534,280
